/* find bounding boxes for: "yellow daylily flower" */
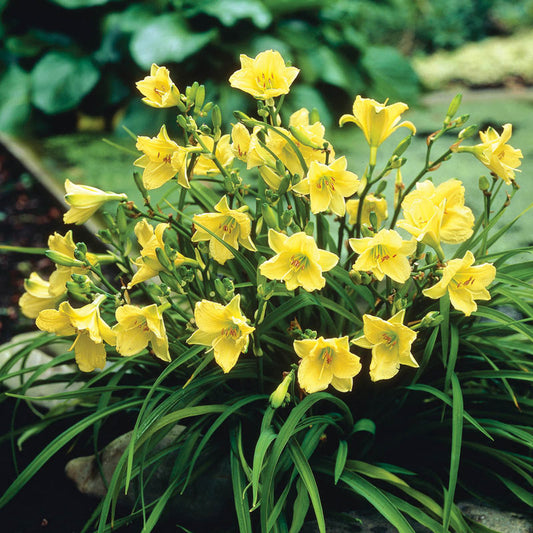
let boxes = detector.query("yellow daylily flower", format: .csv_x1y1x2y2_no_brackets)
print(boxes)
134,125,190,190
231,122,252,161
186,294,255,373
294,336,362,394
19,272,65,319
36,294,116,372
457,124,523,185
63,179,127,225
282,109,335,175
194,134,234,176
136,64,181,108
346,194,388,227
229,50,300,100
339,96,416,165
113,304,170,362
259,230,339,292
397,179,475,252
349,229,416,284
128,220,188,288
352,310,418,382
292,156,359,216
423,251,496,316
192,196,256,265
47,231,97,296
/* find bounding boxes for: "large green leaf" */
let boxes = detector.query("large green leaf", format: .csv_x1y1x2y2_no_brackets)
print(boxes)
362,45,419,103
47,0,111,7
130,14,217,69
0,65,31,132
31,52,100,113
200,0,272,29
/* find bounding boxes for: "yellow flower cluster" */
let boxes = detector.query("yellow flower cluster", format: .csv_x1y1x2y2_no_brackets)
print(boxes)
20,49,517,398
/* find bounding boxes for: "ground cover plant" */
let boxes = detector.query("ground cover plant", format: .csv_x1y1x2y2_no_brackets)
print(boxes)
1,50,533,532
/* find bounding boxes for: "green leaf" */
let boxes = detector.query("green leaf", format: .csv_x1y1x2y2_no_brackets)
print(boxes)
47,0,111,6
252,426,278,506
334,440,348,484
200,0,272,29
362,46,419,103
230,426,253,533
0,65,31,132
289,478,310,533
130,14,217,69
31,52,100,113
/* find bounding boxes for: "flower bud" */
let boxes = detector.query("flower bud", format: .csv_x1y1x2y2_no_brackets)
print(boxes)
269,371,294,409
419,311,444,328
195,84,205,110
444,94,462,125
454,114,469,128
289,125,323,149
261,203,279,230
309,108,320,124
478,175,491,192
155,247,173,271
45,250,85,267
458,124,478,140
392,134,412,157
233,111,255,127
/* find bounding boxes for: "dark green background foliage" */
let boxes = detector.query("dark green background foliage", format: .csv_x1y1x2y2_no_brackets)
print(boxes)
1,0,532,136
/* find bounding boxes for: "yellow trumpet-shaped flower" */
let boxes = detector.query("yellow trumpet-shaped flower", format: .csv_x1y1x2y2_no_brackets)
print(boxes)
47,231,97,296
63,179,127,225
113,304,170,362
194,134,234,176
423,251,496,316
339,96,416,165
457,124,523,185
192,196,256,265
346,194,388,227
19,272,65,319
352,310,418,382
128,220,188,288
229,49,299,100
397,179,474,252
36,294,116,372
186,294,255,373
292,156,359,216
259,230,339,292
349,229,416,284
134,125,190,190
136,63,181,108
294,336,362,394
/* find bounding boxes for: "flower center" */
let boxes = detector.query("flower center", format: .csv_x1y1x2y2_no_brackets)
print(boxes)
289,253,308,272
317,174,336,191
221,325,240,338
320,346,334,365
372,244,396,264
219,217,238,235
453,275,475,288
382,331,398,347
257,71,275,90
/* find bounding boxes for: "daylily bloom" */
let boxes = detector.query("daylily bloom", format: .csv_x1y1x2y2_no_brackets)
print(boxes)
128,220,188,288
352,310,418,382
134,125,190,189
397,179,474,253
136,64,181,108
36,294,116,372
19,272,65,319
229,50,299,100
186,294,255,373
349,229,416,284
259,230,339,292
294,336,362,394
113,304,170,362
63,179,127,224
423,250,496,316
346,194,388,227
192,196,256,264
292,156,359,216
47,231,97,296
194,134,234,176
456,124,523,184
339,96,416,165
231,123,252,161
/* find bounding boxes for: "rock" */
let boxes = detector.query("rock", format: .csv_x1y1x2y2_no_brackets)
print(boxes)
65,425,233,528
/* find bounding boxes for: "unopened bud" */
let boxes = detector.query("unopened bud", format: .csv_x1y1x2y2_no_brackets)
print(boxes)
309,108,320,124
195,84,205,110
233,111,254,127
392,134,412,157
454,114,469,128
304,221,314,236
176,115,189,129
419,311,444,328
45,250,85,267
155,247,173,271
269,370,294,409
444,94,462,125
261,203,279,230
458,124,478,140
289,125,322,150
479,175,490,192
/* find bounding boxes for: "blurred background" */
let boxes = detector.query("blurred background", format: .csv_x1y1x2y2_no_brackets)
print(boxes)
2,0,533,341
